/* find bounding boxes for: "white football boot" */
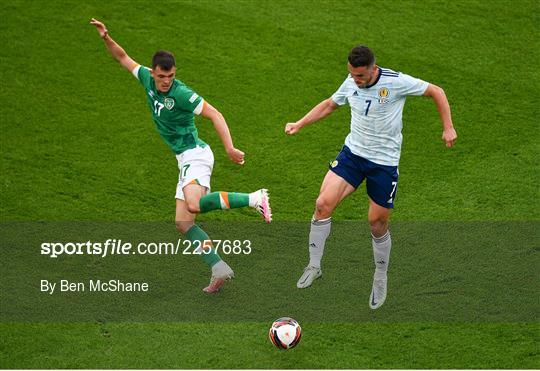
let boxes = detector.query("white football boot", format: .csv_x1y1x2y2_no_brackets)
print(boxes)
296,266,322,288
251,189,272,223
203,261,234,293
369,273,387,309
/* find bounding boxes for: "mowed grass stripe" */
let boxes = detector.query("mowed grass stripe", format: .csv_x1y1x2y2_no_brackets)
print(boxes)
1,322,538,369
1,0,538,221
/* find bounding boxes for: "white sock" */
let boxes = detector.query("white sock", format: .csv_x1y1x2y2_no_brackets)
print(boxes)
372,230,391,278
211,260,229,275
248,191,258,208
308,217,331,268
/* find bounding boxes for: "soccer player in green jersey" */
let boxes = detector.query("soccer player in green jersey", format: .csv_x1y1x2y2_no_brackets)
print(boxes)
91,18,272,293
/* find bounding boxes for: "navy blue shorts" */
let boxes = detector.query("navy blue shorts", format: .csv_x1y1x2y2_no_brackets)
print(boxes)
329,146,399,209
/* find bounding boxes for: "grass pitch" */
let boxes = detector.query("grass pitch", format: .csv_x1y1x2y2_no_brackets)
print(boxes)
1,0,539,369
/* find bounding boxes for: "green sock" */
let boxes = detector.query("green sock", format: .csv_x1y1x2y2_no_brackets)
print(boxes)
185,225,221,267
199,191,250,213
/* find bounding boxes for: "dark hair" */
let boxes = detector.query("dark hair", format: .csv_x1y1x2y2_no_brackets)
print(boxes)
152,50,176,70
348,45,375,67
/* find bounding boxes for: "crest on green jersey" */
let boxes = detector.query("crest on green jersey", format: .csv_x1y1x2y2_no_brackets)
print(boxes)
164,97,175,110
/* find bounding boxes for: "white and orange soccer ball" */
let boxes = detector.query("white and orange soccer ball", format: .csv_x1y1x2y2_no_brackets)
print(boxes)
268,317,302,350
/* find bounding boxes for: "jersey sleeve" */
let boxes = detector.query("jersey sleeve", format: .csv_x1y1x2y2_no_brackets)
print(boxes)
395,73,429,97
132,65,152,89
331,75,352,106
174,85,205,115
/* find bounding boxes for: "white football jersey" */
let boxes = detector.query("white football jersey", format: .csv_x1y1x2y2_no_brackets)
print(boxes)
331,67,429,166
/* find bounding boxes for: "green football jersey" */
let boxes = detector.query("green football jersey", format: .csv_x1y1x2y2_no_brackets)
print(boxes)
135,66,207,154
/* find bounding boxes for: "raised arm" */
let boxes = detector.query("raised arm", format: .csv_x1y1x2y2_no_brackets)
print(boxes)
90,18,138,73
200,102,245,165
423,83,457,147
284,97,339,135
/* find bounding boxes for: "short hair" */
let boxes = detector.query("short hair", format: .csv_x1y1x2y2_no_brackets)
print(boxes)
348,45,375,68
152,50,176,70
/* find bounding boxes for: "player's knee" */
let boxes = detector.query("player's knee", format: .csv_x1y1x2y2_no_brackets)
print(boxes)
186,201,200,214
369,218,388,237
315,196,333,218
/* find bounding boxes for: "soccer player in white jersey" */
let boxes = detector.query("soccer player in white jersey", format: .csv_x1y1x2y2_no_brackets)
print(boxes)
90,19,272,294
285,45,457,309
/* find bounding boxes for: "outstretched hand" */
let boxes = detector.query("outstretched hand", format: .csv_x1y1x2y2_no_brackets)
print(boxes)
90,18,108,38
442,127,457,147
227,148,245,165
284,122,301,135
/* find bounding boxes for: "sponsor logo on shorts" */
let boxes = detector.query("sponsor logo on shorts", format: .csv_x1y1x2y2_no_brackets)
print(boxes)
331,160,338,168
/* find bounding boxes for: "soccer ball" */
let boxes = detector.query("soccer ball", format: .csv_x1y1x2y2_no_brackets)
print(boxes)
268,317,302,349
